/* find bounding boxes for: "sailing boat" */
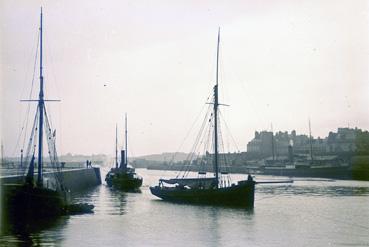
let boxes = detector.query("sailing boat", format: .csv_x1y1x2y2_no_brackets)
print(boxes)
4,8,69,218
150,29,256,208
105,114,143,191
5,9,94,218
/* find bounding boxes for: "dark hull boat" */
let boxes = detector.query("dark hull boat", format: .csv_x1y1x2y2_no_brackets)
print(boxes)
150,179,255,207
150,29,256,208
4,9,93,219
6,184,66,218
3,9,68,219
5,183,93,218
105,115,143,191
106,168,143,191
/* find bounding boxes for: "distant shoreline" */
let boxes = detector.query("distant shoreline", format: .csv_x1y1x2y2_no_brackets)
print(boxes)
135,157,369,181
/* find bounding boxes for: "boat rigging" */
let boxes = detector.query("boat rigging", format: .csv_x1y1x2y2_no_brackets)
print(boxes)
150,29,257,208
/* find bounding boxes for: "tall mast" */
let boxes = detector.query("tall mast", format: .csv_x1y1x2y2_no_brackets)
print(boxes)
37,7,44,187
115,124,118,168
125,113,128,166
213,28,220,187
308,119,314,162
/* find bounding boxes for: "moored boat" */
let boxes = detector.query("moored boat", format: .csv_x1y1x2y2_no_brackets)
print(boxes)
4,8,69,218
150,29,256,208
105,114,143,191
150,175,255,207
3,8,94,219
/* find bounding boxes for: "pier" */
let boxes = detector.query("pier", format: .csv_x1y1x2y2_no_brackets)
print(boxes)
0,167,101,191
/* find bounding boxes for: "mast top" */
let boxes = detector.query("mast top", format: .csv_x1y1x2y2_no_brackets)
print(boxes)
40,7,43,30
215,27,220,87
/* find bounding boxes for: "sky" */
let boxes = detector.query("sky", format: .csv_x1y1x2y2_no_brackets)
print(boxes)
1,0,368,157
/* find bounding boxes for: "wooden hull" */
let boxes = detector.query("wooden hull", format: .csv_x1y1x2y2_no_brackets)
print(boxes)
150,180,255,208
4,184,66,218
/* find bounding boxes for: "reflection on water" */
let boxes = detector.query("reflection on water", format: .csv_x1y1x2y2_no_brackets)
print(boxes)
1,169,369,246
0,213,67,246
71,186,129,216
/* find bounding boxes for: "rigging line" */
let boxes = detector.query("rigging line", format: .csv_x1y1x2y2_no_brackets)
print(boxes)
182,105,213,178
44,110,64,190
44,110,56,161
217,120,229,175
219,110,240,152
178,102,209,176
219,110,236,152
22,30,40,146
23,108,38,160
175,90,213,177
196,116,210,151
44,109,62,174
205,123,213,156
219,113,231,183
44,40,63,152
44,104,54,130
218,127,232,185
219,111,231,155
18,29,38,105
12,31,40,157
198,113,214,175
218,127,225,169
176,103,212,178
181,130,205,177
19,107,39,177
195,117,212,175
211,127,215,176
185,109,213,178
191,107,212,156
180,111,209,178
201,116,213,163
169,92,212,167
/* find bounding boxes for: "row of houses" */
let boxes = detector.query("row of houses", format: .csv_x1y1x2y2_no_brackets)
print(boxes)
247,127,365,157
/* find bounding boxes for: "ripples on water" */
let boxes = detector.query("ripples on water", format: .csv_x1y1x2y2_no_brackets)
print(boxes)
257,183,369,198
1,168,369,246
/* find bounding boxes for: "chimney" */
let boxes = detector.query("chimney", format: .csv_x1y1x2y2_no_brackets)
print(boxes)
120,150,127,170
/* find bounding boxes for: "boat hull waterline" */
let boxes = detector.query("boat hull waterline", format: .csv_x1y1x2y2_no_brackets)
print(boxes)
150,180,255,208
5,184,66,218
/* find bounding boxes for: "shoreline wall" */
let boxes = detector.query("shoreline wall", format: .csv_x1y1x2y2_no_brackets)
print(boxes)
0,167,102,191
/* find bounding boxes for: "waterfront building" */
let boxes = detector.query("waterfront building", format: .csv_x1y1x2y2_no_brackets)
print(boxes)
247,127,366,157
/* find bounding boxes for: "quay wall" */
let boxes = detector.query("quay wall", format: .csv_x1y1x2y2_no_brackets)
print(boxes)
0,167,101,191
57,167,102,191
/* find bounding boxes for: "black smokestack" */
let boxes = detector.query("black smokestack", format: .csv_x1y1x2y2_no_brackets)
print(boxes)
120,150,127,170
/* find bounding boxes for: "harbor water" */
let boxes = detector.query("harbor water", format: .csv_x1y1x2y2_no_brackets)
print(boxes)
1,168,369,246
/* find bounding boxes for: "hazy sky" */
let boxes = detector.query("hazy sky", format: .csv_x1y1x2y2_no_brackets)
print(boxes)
1,0,368,157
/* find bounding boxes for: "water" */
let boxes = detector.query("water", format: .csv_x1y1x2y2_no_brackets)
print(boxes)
1,168,369,246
